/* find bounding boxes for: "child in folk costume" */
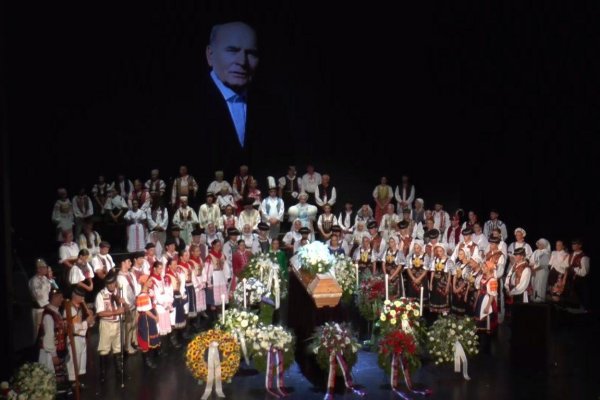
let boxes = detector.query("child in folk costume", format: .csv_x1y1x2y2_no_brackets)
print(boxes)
149,262,176,350
384,237,407,297
317,204,338,241
504,247,532,319
255,223,273,254
530,238,551,302
474,260,499,332
189,244,208,319
136,276,160,369
396,220,414,258
205,240,230,314
405,240,430,300
547,240,570,302
372,177,393,225
231,239,253,293
177,249,197,338
429,243,454,314
327,232,346,256
424,229,440,258
451,248,474,315
165,258,187,344
353,236,375,275
222,205,239,232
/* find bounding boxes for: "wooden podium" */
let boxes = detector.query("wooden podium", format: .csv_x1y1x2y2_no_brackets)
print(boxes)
292,268,342,308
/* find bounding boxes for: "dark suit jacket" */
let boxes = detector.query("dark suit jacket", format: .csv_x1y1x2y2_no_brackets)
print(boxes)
160,74,291,186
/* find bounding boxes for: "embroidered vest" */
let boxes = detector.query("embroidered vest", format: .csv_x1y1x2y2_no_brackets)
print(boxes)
38,308,67,354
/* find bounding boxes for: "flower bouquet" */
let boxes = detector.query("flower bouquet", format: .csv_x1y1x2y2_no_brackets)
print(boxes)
186,329,241,398
427,314,479,380
246,324,295,397
297,241,335,276
215,309,260,365
309,322,364,398
1,362,56,400
355,271,386,321
331,255,357,304
241,253,288,307
233,277,266,307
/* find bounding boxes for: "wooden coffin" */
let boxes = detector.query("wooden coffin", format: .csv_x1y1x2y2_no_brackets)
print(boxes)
293,268,342,308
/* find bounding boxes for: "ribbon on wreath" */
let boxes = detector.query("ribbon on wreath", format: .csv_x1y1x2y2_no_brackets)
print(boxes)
265,263,281,309
390,353,432,399
201,341,226,400
234,328,250,366
453,340,470,380
265,346,288,398
324,351,366,400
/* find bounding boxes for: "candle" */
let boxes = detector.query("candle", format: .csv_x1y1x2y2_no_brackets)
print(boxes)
243,278,247,309
419,286,424,315
355,263,359,289
385,273,389,301
221,294,226,325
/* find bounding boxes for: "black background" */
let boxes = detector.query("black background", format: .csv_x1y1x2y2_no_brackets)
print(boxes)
3,2,597,289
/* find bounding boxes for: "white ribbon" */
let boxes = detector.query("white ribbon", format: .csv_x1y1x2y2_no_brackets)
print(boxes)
235,329,250,366
202,341,226,400
453,340,470,380
401,318,413,335
265,263,281,310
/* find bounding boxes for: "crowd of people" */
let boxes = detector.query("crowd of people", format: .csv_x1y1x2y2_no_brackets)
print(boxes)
29,163,590,395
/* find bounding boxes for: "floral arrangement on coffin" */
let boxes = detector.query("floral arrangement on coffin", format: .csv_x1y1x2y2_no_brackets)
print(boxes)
241,253,288,301
427,315,479,380
186,329,241,384
215,309,260,365
297,241,336,276
1,363,56,400
309,322,360,375
355,271,386,321
246,324,295,397
331,255,357,304
233,277,266,307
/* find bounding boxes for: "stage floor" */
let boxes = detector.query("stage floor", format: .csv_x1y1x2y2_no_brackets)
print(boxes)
76,310,600,400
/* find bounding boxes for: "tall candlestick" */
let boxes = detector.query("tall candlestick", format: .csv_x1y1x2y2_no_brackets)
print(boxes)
419,286,424,315
221,294,226,325
355,263,359,289
243,279,247,309
385,274,389,301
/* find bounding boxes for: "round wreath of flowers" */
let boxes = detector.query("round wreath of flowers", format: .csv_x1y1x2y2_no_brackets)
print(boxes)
233,277,266,307
2,362,56,400
186,329,241,383
246,324,295,372
241,253,288,300
331,255,357,303
309,322,360,376
427,315,479,365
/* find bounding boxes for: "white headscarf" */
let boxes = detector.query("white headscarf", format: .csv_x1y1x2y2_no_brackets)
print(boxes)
536,238,551,255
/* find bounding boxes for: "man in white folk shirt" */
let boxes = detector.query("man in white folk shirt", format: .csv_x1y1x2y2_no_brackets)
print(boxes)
505,247,532,315
278,167,301,228
96,271,127,383
68,249,94,300
400,208,424,240
92,241,116,281
173,196,199,246
29,258,52,338
128,179,151,210
394,175,416,212
378,203,400,241
301,164,321,205
261,177,285,239
52,188,74,242
569,238,591,312
117,256,141,355
146,192,169,257
65,286,94,389
171,165,199,209
72,188,94,240
451,228,481,263
198,193,222,231
442,215,462,256
237,197,260,231
111,174,134,200
59,230,80,273
432,202,451,233
78,220,102,257
231,165,253,209
207,170,233,197
338,202,356,247
483,209,508,242
315,174,337,213
145,169,166,198
471,222,488,260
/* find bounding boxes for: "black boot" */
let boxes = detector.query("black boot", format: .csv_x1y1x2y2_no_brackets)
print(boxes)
182,322,193,340
158,336,169,357
170,331,182,349
142,352,157,369
99,355,109,383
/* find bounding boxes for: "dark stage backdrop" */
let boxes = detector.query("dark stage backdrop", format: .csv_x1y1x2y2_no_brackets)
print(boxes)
4,3,598,286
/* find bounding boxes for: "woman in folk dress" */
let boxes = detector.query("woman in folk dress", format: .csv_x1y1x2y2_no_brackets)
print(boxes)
189,244,207,318
205,240,230,312
429,243,453,314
